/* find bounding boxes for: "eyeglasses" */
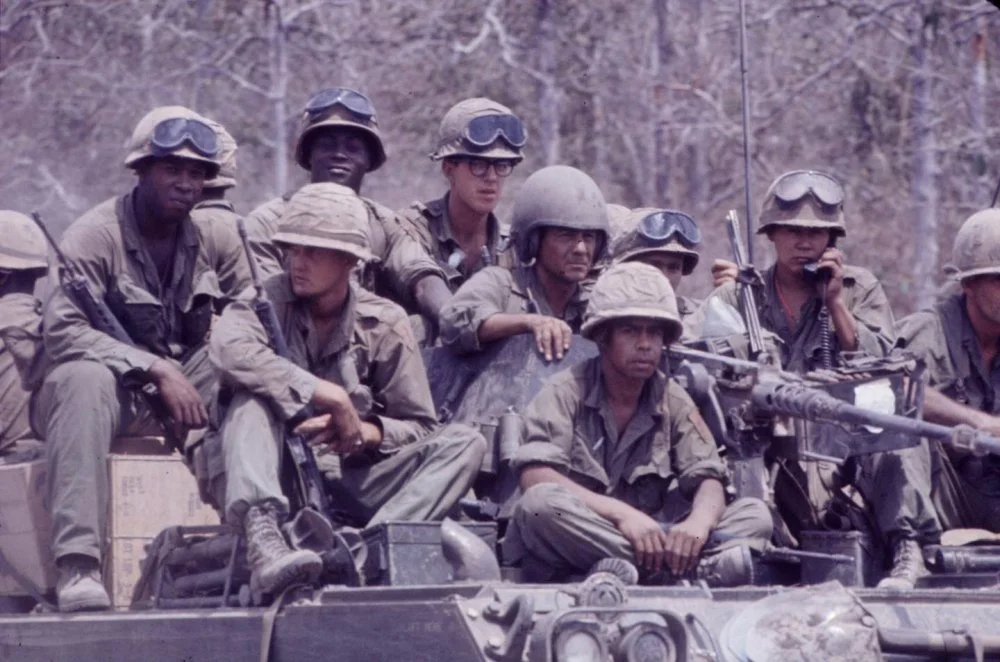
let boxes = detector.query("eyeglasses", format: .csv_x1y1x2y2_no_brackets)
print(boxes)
637,210,701,248
305,88,377,120
457,157,517,178
463,114,527,148
151,118,220,158
769,170,845,207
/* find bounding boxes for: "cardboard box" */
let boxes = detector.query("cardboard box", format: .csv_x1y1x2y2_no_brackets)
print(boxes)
0,458,57,596
105,450,219,607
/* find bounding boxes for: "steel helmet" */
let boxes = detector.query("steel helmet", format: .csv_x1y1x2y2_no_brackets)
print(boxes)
430,97,524,162
581,262,683,342
123,106,221,177
0,211,48,273
293,88,386,172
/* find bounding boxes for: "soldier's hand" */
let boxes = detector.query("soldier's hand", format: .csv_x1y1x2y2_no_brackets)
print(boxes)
815,247,846,301
662,516,712,576
148,359,208,431
308,380,365,452
526,315,573,362
614,506,671,573
711,260,739,288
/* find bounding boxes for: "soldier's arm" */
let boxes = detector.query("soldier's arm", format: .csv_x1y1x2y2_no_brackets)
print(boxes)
844,270,896,357
243,199,286,279
43,225,160,378
206,216,253,297
377,209,450,316
209,290,318,421
439,267,515,353
668,382,731,500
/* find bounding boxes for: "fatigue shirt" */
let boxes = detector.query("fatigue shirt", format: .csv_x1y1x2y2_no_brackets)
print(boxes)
43,191,251,378
396,194,515,292
242,194,445,304
514,358,729,514
210,275,436,451
0,294,42,448
708,264,894,372
439,265,590,354
192,199,239,225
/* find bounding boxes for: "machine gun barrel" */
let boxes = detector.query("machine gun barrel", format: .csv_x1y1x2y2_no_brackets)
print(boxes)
726,210,767,361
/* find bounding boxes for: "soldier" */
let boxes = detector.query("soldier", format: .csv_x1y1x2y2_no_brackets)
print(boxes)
896,208,1000,532
438,165,609,361
192,117,239,222
397,98,523,291
606,203,633,242
611,208,702,326
34,106,251,611
708,170,939,589
502,263,773,584
0,212,48,453
208,183,486,598
242,87,452,324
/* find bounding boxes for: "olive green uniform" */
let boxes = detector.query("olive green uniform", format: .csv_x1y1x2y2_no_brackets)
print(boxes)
242,195,445,305
207,274,486,526
34,191,251,563
0,293,42,452
396,194,515,292
438,265,590,354
503,359,773,576
896,293,1000,531
192,199,240,225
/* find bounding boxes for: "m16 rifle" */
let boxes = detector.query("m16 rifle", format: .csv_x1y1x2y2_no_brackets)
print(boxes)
30,212,182,452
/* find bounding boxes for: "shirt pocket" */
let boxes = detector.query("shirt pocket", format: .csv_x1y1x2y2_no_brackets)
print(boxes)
181,270,224,346
106,275,166,352
567,429,610,492
622,430,676,514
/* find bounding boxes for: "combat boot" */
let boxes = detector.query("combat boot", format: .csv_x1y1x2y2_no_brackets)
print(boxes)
696,544,755,587
245,503,323,600
877,538,928,590
56,554,111,612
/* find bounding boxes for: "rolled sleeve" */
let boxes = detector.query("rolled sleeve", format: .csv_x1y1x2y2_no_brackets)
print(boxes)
511,375,578,473
439,267,514,354
667,382,729,498
848,270,895,358
894,310,954,389
380,213,447,305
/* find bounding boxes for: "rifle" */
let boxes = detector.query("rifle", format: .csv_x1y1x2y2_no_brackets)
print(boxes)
726,210,768,362
30,212,181,451
235,219,337,553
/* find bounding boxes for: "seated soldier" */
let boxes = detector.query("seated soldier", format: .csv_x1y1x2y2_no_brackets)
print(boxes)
439,165,609,362
896,209,1000,532
708,170,939,589
503,262,773,585
611,208,702,331
397,98,523,291
242,87,452,326
0,211,48,454
208,183,486,598
35,106,250,612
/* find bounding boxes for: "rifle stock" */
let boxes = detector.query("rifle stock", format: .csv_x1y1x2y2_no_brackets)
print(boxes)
726,210,767,361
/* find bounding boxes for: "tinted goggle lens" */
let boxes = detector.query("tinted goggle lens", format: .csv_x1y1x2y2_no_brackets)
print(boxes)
306,88,376,119
152,118,220,157
464,114,527,148
771,170,845,207
638,211,701,247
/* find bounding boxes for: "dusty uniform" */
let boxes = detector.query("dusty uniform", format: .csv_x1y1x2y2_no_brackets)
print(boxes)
709,264,894,371
503,359,772,576
0,294,42,452
396,195,515,292
192,199,240,225
34,191,250,562
208,275,485,526
439,265,590,354
708,264,939,545
897,293,1000,530
242,195,444,304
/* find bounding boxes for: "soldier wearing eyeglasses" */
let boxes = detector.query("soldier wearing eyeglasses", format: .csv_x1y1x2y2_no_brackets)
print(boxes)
397,98,524,294
242,88,453,329
707,170,939,590
32,106,251,612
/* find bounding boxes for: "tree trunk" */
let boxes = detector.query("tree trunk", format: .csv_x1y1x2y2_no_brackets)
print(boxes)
910,7,938,310
534,0,560,166
269,0,289,194
652,0,670,203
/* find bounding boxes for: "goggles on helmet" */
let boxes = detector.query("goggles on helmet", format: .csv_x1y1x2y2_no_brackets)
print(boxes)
770,170,845,207
305,87,376,120
151,118,220,158
637,210,701,248
463,114,527,148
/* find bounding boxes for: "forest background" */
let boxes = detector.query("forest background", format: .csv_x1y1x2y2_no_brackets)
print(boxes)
1,0,998,314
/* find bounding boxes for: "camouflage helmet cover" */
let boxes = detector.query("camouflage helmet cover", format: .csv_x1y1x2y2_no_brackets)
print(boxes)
430,97,524,162
293,96,386,173
123,105,221,176
510,165,610,263
951,208,1000,282
581,262,683,342
611,207,700,275
606,203,634,241
202,118,238,190
0,210,48,272
273,182,372,262
757,170,846,237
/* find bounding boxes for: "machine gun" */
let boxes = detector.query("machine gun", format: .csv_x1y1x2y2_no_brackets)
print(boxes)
31,212,182,451
726,210,769,363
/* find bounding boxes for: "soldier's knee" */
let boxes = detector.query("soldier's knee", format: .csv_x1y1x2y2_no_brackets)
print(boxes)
727,497,774,540
517,483,570,522
37,361,118,423
433,423,488,468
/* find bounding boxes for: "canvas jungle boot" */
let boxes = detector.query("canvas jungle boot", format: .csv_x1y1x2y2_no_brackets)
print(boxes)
697,544,755,587
56,554,111,612
245,503,323,601
877,538,928,590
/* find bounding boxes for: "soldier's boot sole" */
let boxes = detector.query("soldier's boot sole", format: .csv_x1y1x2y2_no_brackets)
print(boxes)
250,549,323,603
57,579,112,612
